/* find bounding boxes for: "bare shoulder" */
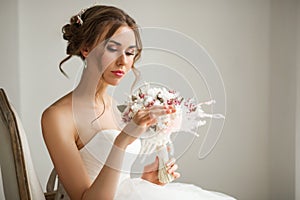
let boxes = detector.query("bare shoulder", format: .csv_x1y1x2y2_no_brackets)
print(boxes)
41,93,92,198
42,92,73,124
41,92,76,141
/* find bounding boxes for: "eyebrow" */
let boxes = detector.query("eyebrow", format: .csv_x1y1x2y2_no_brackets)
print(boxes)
108,39,137,49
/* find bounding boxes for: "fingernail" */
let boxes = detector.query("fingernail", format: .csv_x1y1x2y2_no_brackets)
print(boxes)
166,159,175,167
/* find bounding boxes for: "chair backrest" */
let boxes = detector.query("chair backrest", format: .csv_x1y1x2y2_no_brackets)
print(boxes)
0,88,45,200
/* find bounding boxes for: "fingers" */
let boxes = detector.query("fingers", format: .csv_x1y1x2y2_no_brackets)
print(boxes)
148,105,176,116
166,158,176,167
125,105,176,143
167,163,178,174
165,158,180,179
133,105,175,126
172,172,181,179
144,105,176,119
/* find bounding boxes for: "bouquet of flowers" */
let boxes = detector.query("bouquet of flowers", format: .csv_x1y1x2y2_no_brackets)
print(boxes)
118,83,224,183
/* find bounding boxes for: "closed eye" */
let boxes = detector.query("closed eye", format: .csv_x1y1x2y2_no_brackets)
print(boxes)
106,46,118,52
125,51,135,56
125,47,137,56
106,43,137,56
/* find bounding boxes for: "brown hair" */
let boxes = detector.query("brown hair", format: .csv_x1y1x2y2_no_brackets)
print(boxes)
59,5,142,82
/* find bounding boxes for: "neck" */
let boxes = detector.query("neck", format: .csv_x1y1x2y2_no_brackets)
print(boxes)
74,65,108,106
95,78,108,104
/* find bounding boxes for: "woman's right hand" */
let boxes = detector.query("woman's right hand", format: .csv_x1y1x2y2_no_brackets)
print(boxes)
115,105,176,149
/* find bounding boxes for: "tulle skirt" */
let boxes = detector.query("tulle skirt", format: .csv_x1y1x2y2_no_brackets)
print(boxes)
115,178,236,200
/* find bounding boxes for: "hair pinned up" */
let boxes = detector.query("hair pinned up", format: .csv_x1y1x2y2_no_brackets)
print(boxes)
59,5,142,78
76,9,86,25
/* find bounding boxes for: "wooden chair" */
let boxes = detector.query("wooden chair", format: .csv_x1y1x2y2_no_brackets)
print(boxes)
0,88,55,200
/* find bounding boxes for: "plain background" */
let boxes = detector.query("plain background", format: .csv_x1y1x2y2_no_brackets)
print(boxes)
0,0,299,199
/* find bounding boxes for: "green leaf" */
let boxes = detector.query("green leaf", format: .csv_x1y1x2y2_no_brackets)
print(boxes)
117,105,127,113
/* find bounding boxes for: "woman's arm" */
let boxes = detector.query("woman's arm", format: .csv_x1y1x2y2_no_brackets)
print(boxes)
82,132,129,200
42,105,92,200
42,105,129,200
42,104,171,199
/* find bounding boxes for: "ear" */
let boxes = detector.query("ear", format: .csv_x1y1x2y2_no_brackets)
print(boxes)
80,47,90,58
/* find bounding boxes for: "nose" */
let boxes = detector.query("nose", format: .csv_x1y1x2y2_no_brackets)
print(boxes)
116,52,128,66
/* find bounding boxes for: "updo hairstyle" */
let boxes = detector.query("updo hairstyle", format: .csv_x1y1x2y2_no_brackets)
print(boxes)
59,5,142,77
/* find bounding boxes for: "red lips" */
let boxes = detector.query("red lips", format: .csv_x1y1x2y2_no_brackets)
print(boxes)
111,70,125,77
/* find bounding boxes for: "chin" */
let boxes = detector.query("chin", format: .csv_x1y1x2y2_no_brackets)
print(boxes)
107,80,122,86
102,75,123,86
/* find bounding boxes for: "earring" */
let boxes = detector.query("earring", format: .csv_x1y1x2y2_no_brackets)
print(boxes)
83,59,87,69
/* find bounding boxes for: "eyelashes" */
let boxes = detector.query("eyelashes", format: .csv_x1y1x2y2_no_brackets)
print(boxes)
106,45,136,56
125,52,135,56
106,46,117,52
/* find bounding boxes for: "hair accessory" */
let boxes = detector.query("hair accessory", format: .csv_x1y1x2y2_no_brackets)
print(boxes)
76,9,86,25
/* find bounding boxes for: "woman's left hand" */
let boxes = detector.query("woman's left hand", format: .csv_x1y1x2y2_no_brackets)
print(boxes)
141,157,180,186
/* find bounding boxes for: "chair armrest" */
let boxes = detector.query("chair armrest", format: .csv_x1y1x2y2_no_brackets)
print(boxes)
44,191,57,200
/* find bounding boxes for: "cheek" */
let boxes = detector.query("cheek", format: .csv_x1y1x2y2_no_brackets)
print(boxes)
101,53,118,70
126,59,134,71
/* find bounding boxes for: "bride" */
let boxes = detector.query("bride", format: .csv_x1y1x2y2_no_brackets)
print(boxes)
41,5,236,200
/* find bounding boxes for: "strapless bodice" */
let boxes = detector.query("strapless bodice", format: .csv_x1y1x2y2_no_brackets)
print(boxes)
56,130,236,200
79,129,141,185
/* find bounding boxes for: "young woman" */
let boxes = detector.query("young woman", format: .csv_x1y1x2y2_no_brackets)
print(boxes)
42,5,235,200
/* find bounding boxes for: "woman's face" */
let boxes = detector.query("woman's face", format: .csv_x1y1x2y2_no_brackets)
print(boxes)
100,26,137,86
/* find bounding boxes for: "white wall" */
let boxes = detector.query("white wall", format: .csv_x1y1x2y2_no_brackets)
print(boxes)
269,0,297,199
159,1,271,199
0,0,20,111
0,0,298,199
296,0,300,199
18,1,271,199
18,0,86,191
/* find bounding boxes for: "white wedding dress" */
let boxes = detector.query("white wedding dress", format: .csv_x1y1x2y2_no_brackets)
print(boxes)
56,129,236,200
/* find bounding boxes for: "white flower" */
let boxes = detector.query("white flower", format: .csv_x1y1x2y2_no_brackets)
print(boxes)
153,100,161,106
144,96,154,106
118,83,225,184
